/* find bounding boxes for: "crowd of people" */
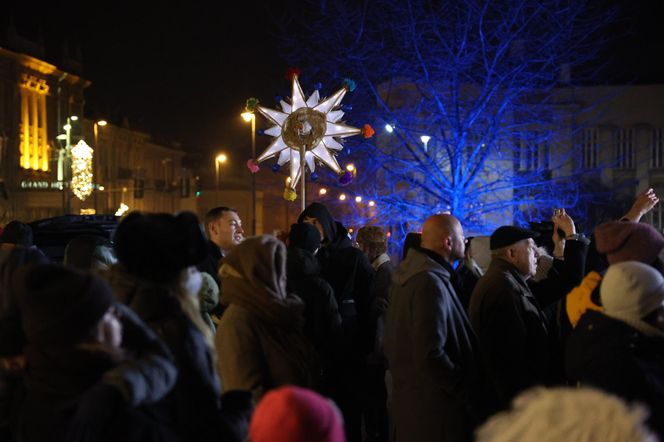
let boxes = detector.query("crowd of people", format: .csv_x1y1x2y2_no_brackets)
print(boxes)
0,188,663,441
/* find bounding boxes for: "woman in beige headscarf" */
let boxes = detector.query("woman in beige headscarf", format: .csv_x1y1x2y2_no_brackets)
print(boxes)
215,235,315,400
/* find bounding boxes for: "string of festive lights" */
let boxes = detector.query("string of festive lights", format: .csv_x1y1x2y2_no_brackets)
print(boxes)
70,140,94,201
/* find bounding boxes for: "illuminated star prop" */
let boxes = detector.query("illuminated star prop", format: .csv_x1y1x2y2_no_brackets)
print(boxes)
253,75,362,200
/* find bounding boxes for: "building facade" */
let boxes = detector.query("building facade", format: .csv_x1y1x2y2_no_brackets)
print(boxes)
0,43,88,221
80,118,196,216
0,39,196,222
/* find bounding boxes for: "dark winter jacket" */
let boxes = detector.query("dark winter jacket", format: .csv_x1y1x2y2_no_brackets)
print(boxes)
298,203,374,332
20,346,178,442
455,263,481,311
198,239,223,287
287,247,342,389
298,204,375,351
469,257,557,408
385,247,485,442
565,310,664,438
124,284,227,442
321,222,375,324
17,302,179,442
368,253,393,363
469,237,588,408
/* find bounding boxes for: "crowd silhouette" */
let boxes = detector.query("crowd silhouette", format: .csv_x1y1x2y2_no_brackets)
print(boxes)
0,189,663,441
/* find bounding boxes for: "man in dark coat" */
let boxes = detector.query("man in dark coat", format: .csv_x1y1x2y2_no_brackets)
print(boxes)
356,225,393,442
385,214,485,442
297,202,375,442
199,207,245,319
286,223,342,394
469,213,587,409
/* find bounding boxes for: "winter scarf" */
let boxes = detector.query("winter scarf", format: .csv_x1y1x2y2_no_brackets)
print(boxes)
220,235,304,330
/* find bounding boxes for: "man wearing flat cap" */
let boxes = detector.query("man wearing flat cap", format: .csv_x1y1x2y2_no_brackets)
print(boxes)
469,211,588,408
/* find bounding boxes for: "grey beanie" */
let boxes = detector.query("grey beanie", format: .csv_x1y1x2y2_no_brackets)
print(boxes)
600,261,664,337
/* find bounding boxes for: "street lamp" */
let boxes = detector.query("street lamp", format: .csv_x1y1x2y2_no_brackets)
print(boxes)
56,115,79,214
215,153,227,190
241,110,257,235
420,135,431,152
93,119,108,213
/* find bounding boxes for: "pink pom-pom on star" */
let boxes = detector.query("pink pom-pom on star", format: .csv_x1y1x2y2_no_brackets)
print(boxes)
247,159,260,174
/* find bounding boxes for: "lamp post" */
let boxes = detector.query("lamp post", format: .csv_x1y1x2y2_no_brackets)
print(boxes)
242,110,257,235
56,115,78,214
215,153,227,190
93,119,107,213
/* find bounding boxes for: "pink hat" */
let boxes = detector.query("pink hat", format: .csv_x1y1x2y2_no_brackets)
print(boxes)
249,385,345,442
594,221,664,265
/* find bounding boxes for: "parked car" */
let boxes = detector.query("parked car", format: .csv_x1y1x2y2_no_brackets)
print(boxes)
29,215,119,263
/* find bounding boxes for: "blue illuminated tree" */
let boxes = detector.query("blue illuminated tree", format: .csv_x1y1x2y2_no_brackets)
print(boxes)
275,0,618,236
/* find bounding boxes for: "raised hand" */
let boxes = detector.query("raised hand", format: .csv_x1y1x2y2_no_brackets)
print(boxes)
552,208,576,237
622,188,660,222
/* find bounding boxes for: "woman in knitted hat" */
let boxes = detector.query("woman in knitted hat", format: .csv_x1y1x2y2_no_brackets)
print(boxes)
112,211,250,442
215,235,316,400
249,385,345,442
565,261,664,438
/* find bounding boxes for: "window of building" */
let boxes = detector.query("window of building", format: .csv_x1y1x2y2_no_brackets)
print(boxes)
581,128,598,169
615,128,634,169
652,128,664,169
515,135,550,171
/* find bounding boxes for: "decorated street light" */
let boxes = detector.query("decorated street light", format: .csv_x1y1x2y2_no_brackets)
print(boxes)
70,140,94,200
241,106,257,234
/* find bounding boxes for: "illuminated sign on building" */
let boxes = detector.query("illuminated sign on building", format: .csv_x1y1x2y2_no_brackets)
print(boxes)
20,180,64,190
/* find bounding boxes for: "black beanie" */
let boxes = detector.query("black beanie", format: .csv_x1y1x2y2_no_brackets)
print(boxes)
288,223,321,253
114,211,207,283
14,264,113,346
297,202,338,242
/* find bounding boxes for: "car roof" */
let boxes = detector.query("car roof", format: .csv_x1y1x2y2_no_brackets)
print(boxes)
29,215,119,263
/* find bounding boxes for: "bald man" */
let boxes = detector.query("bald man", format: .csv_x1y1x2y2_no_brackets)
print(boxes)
384,214,487,441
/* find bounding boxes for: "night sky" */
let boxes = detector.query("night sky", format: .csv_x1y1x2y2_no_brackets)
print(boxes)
4,1,664,156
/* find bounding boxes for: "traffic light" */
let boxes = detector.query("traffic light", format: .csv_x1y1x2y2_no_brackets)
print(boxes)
195,176,201,198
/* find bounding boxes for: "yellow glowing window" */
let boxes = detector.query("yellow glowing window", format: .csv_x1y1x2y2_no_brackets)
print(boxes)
19,74,50,171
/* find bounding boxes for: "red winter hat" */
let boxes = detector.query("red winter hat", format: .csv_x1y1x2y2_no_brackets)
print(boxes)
249,385,345,442
594,221,664,265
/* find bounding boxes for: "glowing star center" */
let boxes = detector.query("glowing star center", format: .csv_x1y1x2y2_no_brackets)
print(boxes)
282,107,327,150
251,74,363,202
